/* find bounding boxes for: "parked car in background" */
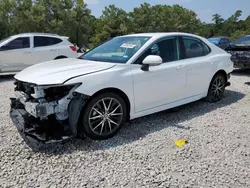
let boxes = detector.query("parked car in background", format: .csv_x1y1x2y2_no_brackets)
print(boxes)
225,35,250,69
207,37,232,50
0,33,78,73
10,32,233,145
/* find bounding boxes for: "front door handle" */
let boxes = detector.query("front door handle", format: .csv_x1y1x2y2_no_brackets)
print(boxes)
176,65,185,70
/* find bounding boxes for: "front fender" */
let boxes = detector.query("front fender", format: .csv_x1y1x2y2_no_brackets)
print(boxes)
64,65,135,113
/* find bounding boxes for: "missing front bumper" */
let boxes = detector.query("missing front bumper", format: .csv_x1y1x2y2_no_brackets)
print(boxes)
10,98,73,143
10,93,88,144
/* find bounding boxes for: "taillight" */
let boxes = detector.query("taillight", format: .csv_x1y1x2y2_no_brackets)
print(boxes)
70,46,77,51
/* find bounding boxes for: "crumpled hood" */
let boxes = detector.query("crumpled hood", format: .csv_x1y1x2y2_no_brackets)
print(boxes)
14,58,116,85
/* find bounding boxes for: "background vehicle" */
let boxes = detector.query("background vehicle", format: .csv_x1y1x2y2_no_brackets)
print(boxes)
208,37,232,50
0,33,78,73
10,32,233,146
225,35,250,69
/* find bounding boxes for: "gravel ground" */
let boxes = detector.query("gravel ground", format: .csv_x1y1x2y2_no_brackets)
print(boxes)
0,70,250,188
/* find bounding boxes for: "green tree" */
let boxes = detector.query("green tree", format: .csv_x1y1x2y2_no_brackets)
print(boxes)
90,4,129,46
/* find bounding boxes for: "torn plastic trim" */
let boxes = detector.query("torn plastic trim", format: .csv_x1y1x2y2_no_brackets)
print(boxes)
10,92,90,144
30,83,82,99
68,92,89,136
14,83,82,120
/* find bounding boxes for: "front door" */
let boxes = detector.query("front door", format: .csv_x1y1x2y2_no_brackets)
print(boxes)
0,37,31,72
131,37,187,113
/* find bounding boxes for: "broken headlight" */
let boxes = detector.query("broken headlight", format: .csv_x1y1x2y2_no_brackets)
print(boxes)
43,83,81,102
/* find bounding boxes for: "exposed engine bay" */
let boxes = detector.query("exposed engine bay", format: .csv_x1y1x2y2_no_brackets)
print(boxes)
10,80,88,143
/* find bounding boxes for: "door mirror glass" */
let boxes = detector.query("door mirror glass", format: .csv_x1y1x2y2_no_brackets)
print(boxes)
142,55,163,66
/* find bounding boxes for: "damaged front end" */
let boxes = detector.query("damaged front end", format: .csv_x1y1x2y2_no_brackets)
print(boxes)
10,80,88,144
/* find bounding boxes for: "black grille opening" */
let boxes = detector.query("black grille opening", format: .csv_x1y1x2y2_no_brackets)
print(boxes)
44,85,75,102
14,80,35,96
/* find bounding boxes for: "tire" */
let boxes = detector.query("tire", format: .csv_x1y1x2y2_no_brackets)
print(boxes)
81,92,127,140
205,73,226,103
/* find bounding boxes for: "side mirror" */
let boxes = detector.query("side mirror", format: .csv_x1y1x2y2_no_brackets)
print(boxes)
141,55,162,71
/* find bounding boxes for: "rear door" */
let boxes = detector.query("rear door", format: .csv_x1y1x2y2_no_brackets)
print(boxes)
179,36,213,97
0,37,32,71
30,36,62,65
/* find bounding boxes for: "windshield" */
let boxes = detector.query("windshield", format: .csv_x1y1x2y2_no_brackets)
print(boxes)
208,38,221,44
80,36,151,63
0,36,11,44
232,36,250,46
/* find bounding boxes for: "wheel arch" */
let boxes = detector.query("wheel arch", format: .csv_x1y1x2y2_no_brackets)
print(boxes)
213,69,227,81
54,55,68,60
206,69,227,95
85,87,131,120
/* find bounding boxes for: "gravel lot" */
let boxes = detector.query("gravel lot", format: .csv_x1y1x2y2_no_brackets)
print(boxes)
0,70,250,188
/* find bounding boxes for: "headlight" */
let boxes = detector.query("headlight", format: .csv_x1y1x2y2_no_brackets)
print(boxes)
43,83,81,102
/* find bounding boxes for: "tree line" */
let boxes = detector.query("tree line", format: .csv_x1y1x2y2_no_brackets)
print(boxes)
0,0,249,48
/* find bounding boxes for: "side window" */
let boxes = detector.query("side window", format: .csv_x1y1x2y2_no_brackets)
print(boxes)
134,38,178,64
226,38,232,43
34,36,62,47
4,37,30,50
221,38,227,44
181,37,210,59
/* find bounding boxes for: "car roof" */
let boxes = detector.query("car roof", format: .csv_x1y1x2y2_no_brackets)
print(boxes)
10,33,65,38
120,32,205,40
208,36,229,39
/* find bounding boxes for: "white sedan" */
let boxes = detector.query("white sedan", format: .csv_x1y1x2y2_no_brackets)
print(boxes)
10,32,233,145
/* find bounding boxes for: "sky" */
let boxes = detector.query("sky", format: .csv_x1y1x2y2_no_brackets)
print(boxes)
84,0,250,23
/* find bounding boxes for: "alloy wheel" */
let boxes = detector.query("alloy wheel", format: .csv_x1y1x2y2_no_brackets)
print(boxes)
88,97,123,136
211,76,225,100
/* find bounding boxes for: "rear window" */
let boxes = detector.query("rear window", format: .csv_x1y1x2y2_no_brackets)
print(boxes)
208,38,221,44
34,36,62,47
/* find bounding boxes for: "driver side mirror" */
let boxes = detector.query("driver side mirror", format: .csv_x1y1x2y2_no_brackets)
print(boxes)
141,55,163,71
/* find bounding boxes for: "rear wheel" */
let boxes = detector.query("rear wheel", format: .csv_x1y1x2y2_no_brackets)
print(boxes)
81,93,127,140
206,73,226,103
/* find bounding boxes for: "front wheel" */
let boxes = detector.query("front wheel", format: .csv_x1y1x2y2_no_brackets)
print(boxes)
81,93,127,140
205,73,226,103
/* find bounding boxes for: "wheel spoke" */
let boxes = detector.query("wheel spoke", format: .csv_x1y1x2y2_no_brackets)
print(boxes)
108,119,112,132
108,118,119,126
107,99,113,112
110,104,121,114
93,120,104,131
100,121,105,135
102,99,108,111
89,115,102,120
93,108,103,116
110,113,123,117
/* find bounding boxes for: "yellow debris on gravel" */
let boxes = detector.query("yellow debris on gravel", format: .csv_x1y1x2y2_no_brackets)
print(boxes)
175,140,188,147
